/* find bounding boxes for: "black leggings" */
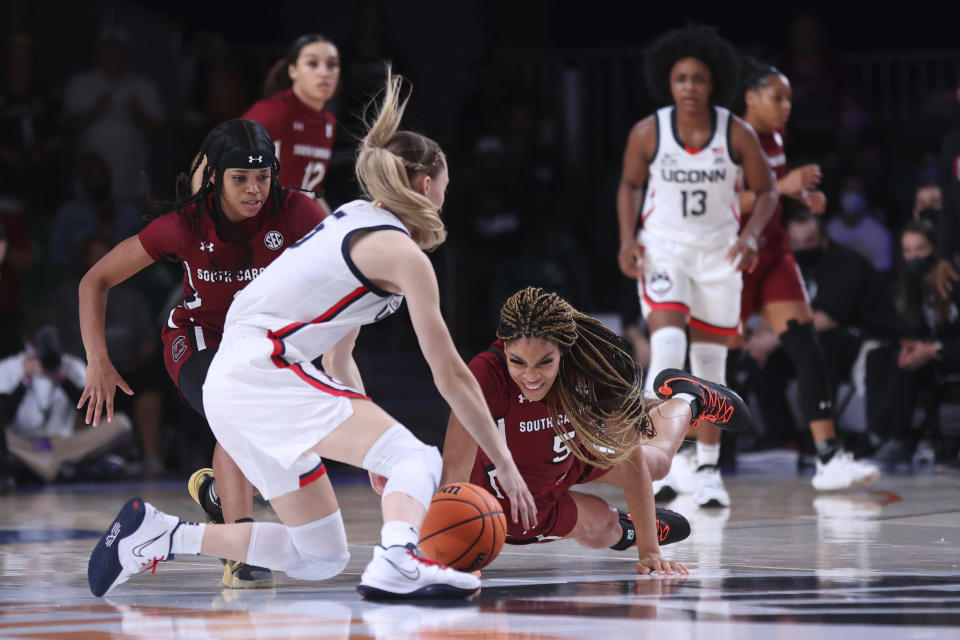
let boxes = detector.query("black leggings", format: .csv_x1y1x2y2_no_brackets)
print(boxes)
178,348,217,418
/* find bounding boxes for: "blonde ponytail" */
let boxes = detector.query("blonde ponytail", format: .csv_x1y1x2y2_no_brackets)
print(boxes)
355,69,447,250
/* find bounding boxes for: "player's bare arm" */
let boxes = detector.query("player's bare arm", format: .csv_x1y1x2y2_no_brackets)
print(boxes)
440,412,479,486
77,236,155,426
352,230,536,530
728,117,778,272
617,116,656,279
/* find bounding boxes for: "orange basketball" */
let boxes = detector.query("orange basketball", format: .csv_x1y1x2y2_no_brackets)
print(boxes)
419,482,507,571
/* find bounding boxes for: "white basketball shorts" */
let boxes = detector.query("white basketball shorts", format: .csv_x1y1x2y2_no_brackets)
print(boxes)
638,231,742,335
203,328,359,500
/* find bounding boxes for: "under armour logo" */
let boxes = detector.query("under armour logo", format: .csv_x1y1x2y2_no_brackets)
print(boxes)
819,400,832,410
293,121,304,131
518,394,528,404
104,522,121,548
249,155,262,163
200,242,214,252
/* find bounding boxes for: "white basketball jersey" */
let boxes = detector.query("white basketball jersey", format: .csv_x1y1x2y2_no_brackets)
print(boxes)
640,106,741,248
223,199,408,363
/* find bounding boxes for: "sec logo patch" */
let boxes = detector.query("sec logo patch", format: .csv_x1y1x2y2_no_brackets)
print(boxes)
264,230,284,250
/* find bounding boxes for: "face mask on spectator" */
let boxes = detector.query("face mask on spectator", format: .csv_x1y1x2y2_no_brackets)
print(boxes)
904,255,937,278
840,190,867,217
793,246,824,270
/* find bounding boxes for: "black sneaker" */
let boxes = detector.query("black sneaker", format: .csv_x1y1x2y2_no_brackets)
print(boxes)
187,468,224,524
611,508,691,549
653,368,752,432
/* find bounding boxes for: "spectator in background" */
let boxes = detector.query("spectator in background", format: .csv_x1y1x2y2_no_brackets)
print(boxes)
869,220,960,465
63,28,164,203
0,310,130,483
826,175,893,273
50,235,163,476
50,154,144,270
745,211,903,456
930,83,960,300
0,33,61,214
913,181,942,222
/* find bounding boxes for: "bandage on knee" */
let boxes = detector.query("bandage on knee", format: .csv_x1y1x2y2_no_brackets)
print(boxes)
361,423,441,511
246,510,350,581
779,320,833,421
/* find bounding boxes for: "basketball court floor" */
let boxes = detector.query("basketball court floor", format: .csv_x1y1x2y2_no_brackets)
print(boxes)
1,455,958,639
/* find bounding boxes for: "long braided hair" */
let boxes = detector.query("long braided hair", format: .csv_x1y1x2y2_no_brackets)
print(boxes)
497,287,655,468
174,119,284,269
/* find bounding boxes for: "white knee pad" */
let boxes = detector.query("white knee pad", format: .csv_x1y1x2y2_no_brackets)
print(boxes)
246,510,350,581
689,342,727,385
645,326,687,392
361,423,441,510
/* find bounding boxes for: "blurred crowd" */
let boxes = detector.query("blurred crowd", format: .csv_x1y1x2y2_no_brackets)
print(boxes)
0,7,958,487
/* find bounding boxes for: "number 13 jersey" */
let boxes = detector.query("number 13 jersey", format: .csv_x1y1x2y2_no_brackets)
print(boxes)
640,105,741,249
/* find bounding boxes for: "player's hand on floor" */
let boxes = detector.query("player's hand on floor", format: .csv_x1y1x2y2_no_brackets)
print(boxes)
635,550,689,576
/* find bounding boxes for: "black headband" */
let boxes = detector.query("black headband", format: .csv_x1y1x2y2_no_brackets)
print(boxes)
219,150,276,170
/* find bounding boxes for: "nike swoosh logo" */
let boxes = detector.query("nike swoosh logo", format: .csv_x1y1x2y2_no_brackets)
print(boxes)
385,556,420,581
132,533,165,558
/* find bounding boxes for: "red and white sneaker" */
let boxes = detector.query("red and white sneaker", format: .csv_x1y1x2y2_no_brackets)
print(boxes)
357,544,480,600
654,369,752,432
87,497,180,596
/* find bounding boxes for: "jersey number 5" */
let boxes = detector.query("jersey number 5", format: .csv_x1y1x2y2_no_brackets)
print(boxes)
681,189,706,217
301,161,327,193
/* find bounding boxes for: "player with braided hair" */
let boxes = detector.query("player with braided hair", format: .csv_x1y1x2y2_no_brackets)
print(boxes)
440,287,752,575
617,25,778,508
79,118,326,588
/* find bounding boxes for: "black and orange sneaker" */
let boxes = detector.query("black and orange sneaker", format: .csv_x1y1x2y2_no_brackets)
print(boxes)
653,368,752,432
610,508,691,549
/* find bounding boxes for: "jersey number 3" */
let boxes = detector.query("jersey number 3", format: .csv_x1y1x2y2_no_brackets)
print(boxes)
681,189,706,217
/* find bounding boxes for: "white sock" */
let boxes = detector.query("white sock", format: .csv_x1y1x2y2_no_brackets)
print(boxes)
645,326,687,392
170,521,206,555
689,342,727,385
696,442,721,468
381,521,419,548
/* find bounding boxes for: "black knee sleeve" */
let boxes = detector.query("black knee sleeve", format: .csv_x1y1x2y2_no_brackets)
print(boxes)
779,320,833,421
178,348,217,418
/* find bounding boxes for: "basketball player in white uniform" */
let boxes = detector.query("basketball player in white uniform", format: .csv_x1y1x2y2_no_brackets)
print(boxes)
617,26,778,508
87,70,536,601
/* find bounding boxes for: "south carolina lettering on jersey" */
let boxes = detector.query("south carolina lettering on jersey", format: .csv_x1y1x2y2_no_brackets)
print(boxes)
195,267,266,284
519,414,571,433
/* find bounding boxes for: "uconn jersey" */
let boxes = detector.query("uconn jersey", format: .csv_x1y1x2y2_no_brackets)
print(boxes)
223,199,408,364
641,106,741,248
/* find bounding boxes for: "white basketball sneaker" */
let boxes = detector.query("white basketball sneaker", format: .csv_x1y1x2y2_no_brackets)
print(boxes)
88,497,181,596
652,445,696,501
812,450,880,491
694,465,730,508
357,544,481,600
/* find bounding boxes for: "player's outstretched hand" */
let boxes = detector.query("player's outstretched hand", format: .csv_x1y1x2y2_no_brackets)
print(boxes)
494,460,536,533
618,241,644,279
635,550,689,576
78,359,132,427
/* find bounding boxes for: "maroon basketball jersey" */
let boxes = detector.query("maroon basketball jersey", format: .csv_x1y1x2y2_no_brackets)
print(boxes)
243,89,336,196
468,341,583,506
742,129,788,253
138,190,324,343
